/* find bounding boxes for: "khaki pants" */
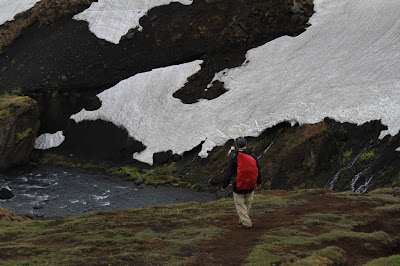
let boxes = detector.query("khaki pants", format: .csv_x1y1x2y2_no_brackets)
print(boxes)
233,191,254,228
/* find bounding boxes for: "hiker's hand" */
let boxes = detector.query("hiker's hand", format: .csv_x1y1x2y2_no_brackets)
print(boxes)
221,188,226,192
256,184,261,190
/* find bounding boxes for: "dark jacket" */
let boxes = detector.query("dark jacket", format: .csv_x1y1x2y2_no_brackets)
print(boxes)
222,149,262,194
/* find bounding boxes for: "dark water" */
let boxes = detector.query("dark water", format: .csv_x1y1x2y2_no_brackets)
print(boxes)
0,166,218,219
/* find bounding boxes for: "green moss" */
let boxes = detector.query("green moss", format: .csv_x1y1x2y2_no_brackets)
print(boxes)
143,174,176,185
39,153,73,167
39,153,108,170
15,128,33,144
108,163,197,187
109,166,177,185
341,149,352,166
0,94,34,119
358,151,374,162
11,87,23,95
39,156,197,188
109,166,143,180
152,162,177,175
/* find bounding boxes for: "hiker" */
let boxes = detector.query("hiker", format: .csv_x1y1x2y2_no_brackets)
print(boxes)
221,137,262,229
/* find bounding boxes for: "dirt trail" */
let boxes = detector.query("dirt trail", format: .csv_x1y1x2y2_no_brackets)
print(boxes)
192,193,400,265
196,213,295,265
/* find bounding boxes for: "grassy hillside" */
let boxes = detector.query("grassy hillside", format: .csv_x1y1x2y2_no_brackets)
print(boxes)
0,188,399,265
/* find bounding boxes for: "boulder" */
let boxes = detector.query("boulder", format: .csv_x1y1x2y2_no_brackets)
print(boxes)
0,95,40,169
0,188,14,200
134,177,144,186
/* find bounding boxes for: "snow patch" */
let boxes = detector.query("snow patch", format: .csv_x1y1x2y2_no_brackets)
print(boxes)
71,0,400,164
73,0,193,44
0,0,41,26
34,131,65,150
215,0,400,142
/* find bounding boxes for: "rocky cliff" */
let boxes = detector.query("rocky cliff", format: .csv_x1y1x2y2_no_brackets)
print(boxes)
0,93,39,169
0,0,399,192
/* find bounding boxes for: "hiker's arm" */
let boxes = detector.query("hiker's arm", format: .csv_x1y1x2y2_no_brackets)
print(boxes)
256,158,262,189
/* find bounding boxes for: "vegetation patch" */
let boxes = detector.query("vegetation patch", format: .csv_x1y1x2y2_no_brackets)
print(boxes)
38,154,200,188
38,153,108,170
251,193,296,215
0,189,399,265
246,229,393,265
366,255,400,266
109,163,195,187
0,93,34,119
15,128,33,144
294,246,347,265
0,201,226,265
300,213,358,230
374,203,400,213
358,151,375,162
341,149,352,166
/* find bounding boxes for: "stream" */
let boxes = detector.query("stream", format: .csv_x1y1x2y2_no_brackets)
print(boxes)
0,166,218,219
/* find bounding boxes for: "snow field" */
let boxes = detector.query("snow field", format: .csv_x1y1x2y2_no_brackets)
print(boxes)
73,0,193,44
0,0,41,26
71,0,400,164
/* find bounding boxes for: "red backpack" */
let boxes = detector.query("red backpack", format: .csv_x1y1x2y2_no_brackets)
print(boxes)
236,152,258,190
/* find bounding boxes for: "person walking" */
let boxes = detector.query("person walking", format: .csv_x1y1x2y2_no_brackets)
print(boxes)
222,137,262,229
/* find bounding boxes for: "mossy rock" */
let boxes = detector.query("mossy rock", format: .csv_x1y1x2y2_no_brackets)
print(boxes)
0,94,39,169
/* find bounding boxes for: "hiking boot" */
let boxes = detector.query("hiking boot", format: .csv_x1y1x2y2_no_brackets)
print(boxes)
238,223,252,229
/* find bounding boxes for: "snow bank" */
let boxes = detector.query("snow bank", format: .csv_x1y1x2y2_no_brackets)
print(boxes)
71,0,400,164
214,0,400,139
73,0,193,44
0,0,41,26
35,131,65,150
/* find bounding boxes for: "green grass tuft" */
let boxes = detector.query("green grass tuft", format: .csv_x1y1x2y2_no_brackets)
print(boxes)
294,246,347,265
365,255,400,266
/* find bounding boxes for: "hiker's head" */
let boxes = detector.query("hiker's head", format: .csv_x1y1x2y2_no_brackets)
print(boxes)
235,137,247,149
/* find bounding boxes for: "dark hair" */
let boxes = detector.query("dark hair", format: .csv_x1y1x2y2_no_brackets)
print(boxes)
235,137,247,148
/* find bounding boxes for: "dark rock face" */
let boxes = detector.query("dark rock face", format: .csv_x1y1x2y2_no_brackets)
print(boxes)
258,119,392,191
0,0,398,191
0,188,14,200
0,0,315,164
54,120,146,164
0,0,314,101
184,119,400,193
0,95,40,169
